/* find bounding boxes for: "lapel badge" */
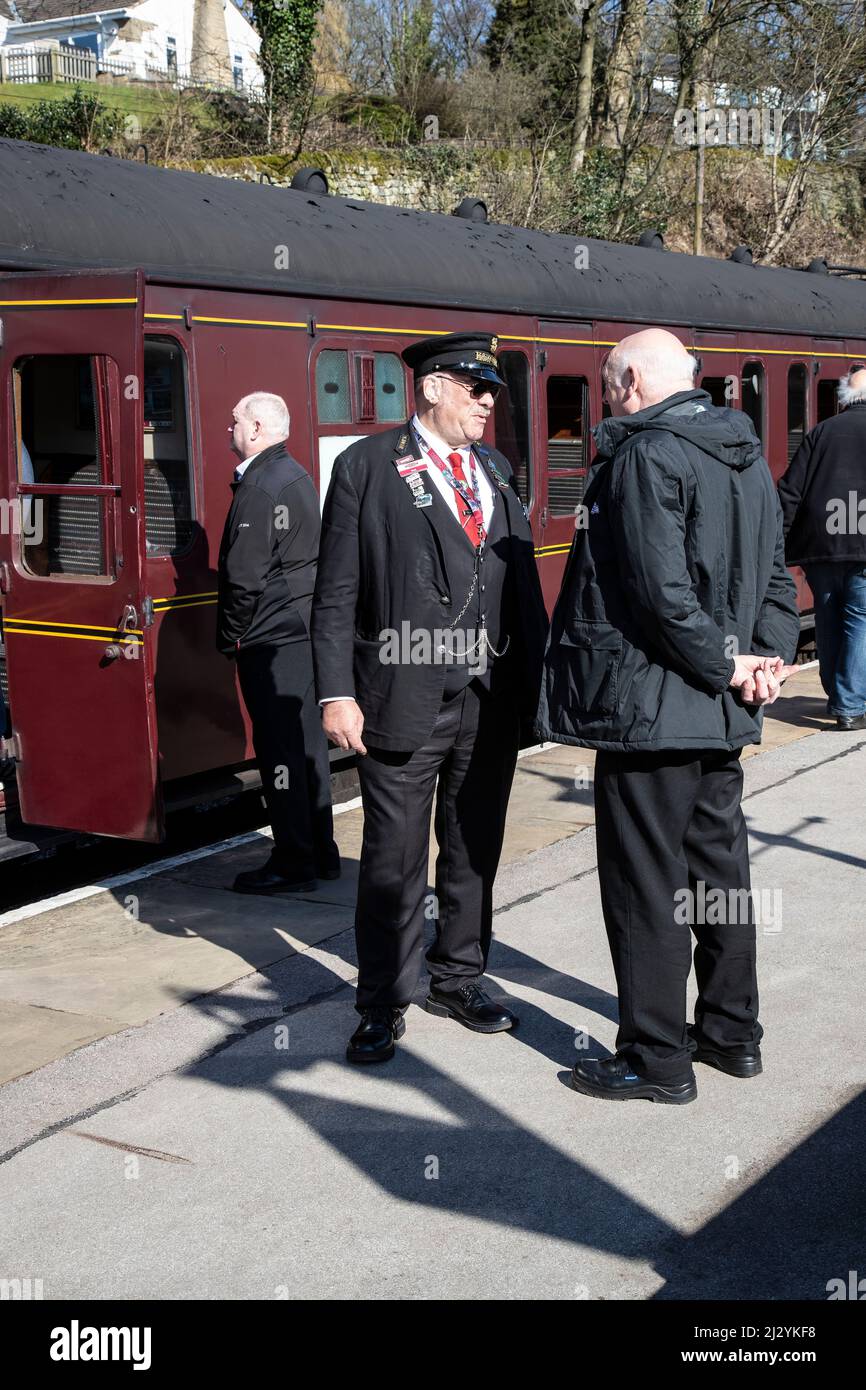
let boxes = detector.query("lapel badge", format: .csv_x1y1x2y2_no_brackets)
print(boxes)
396,433,408,452
414,493,433,508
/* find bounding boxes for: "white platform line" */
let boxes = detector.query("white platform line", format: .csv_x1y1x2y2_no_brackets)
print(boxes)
0,794,363,929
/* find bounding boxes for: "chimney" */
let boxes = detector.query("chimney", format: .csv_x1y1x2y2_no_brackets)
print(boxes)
190,0,231,85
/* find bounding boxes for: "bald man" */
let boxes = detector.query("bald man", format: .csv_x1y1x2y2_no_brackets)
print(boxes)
538,328,799,1104
778,366,866,731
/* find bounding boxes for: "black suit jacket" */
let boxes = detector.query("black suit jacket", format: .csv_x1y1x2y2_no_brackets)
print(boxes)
216,442,320,654
311,421,548,750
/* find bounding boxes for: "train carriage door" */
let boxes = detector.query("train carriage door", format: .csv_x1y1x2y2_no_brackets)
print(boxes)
0,270,163,840
536,325,596,612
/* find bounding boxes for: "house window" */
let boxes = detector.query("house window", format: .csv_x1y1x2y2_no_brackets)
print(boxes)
166,37,177,73
233,54,244,90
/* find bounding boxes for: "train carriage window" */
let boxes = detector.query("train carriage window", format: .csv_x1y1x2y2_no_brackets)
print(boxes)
13,354,107,577
316,350,351,424
142,338,194,557
741,360,765,447
817,378,838,422
374,352,406,422
701,376,730,408
547,375,588,516
787,363,808,463
494,350,532,505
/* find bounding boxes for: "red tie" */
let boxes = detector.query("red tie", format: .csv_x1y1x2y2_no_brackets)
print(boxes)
447,451,484,547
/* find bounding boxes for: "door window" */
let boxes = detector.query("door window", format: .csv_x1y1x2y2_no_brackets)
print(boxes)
142,338,194,557
13,354,108,576
494,350,532,505
547,375,588,515
316,350,351,424
741,360,765,447
787,363,808,462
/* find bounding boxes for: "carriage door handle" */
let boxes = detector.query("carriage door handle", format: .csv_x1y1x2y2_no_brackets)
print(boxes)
104,604,138,661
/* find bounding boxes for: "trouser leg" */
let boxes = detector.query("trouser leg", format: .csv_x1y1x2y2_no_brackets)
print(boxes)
805,563,844,710
426,685,520,991
685,750,762,1052
237,642,320,875
354,704,458,1010
593,751,700,1084
833,564,866,717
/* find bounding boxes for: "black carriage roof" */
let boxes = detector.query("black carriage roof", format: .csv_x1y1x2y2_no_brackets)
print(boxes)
1,138,865,339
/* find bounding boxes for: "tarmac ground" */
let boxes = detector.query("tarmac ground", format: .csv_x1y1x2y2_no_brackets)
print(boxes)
0,664,863,1302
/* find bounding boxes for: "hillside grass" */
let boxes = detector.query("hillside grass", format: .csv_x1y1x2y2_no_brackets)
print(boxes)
0,80,207,121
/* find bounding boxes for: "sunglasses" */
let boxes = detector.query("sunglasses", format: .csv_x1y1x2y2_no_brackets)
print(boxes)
440,372,501,401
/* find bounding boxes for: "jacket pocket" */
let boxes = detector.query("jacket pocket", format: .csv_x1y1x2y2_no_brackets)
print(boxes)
554,620,623,719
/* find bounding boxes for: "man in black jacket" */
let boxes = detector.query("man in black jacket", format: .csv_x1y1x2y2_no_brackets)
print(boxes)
777,366,866,731
537,328,799,1104
217,392,339,894
311,333,548,1063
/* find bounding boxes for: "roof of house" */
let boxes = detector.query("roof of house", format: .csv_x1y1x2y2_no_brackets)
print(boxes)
0,138,865,338
0,1,130,22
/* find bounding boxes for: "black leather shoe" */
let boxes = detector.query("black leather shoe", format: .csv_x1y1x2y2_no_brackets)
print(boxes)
689,1031,763,1078
232,865,316,895
316,861,341,881
571,1055,697,1104
346,1008,406,1064
425,981,517,1033
835,713,866,731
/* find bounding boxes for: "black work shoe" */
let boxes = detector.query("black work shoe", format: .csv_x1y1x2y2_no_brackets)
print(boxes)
425,981,517,1033
346,1008,406,1064
834,713,866,731
689,1033,763,1078
571,1055,697,1104
232,865,316,895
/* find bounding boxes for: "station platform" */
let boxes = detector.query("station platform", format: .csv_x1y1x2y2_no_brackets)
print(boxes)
0,662,863,1300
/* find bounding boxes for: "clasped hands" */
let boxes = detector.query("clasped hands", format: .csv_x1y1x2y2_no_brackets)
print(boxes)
729,654,797,707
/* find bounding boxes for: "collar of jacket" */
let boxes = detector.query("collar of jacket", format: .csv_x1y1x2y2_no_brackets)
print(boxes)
234,440,288,484
592,389,710,459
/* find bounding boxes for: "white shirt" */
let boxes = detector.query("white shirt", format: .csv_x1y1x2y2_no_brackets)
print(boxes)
234,447,268,481
410,414,495,529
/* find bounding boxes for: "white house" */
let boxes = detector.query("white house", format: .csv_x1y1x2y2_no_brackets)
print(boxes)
0,0,263,94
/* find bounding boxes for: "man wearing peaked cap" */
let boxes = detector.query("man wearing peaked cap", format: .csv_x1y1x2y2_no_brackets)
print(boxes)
311,331,548,1063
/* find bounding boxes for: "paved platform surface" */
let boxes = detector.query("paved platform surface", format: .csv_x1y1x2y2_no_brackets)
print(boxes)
0,664,863,1301
0,664,829,1083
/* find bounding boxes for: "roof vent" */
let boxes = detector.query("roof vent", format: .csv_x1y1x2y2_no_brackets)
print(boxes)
636,229,664,250
291,167,329,195
730,245,753,264
805,256,829,274
452,197,488,223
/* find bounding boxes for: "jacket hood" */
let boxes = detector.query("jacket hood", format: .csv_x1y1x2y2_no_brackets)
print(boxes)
593,389,762,472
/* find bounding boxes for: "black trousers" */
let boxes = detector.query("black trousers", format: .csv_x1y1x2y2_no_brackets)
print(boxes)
355,683,520,1011
236,640,337,876
593,748,761,1084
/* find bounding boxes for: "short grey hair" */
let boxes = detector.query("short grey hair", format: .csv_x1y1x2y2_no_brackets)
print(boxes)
838,368,866,408
606,341,698,397
236,391,290,439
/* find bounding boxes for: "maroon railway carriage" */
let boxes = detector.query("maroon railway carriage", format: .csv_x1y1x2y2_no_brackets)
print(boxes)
1,140,865,859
